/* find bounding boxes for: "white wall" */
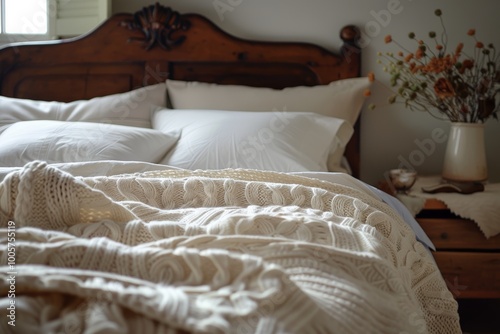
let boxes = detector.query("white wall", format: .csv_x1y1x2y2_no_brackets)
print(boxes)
113,0,500,185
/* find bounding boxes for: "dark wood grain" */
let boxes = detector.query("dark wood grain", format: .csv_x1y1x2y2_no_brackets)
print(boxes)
418,218,500,250
417,200,500,299
433,252,500,299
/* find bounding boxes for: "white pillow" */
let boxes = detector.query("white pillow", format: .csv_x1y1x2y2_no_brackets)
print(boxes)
0,120,180,167
152,109,353,172
0,83,167,132
166,78,371,126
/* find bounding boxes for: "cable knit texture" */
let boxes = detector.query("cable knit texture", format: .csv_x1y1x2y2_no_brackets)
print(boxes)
0,161,460,334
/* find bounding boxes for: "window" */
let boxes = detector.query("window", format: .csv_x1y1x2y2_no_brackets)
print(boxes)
54,0,111,38
0,0,111,44
0,0,52,43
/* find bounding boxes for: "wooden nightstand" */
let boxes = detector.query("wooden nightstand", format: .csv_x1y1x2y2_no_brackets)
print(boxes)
416,199,500,299
378,179,500,332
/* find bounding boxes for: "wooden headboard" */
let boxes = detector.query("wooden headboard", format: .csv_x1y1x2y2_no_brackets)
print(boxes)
0,3,362,176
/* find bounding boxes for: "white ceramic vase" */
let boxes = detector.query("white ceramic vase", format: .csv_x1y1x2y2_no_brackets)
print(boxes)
442,122,488,182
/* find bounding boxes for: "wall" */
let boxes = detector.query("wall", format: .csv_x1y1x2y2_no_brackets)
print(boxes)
113,0,500,185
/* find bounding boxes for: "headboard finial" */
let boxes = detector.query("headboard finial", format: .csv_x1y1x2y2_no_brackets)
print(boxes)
339,25,361,71
340,25,361,46
121,2,191,50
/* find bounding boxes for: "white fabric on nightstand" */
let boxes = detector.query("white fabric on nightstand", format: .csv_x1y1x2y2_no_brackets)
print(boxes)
407,176,500,238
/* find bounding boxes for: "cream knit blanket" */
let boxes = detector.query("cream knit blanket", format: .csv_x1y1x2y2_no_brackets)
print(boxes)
0,162,460,333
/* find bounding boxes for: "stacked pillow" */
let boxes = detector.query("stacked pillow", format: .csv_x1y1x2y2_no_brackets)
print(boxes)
0,120,179,167
153,78,370,172
0,83,167,133
165,78,370,126
152,109,352,172
0,83,179,166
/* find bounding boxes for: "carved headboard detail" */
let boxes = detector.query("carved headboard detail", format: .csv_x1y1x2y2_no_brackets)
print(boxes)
121,3,191,50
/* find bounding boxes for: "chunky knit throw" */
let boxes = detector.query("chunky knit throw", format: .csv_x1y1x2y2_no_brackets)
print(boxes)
0,162,460,333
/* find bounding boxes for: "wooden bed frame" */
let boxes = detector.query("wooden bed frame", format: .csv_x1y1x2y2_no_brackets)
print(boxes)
0,3,362,177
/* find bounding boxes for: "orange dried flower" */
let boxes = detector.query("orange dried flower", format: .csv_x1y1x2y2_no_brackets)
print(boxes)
421,55,454,74
458,59,475,74
368,71,375,82
476,41,484,48
463,59,474,71
415,48,425,59
436,45,443,51
384,35,392,43
434,78,455,99
404,53,414,62
467,29,476,36
363,89,372,97
455,42,464,55
398,51,404,57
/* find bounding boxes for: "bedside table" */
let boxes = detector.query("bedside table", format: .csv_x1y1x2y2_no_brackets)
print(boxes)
416,198,500,299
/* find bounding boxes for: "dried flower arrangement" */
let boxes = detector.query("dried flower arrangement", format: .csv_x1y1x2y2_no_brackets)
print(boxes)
370,9,499,123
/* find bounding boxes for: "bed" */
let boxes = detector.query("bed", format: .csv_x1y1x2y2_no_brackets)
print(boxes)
0,3,461,333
